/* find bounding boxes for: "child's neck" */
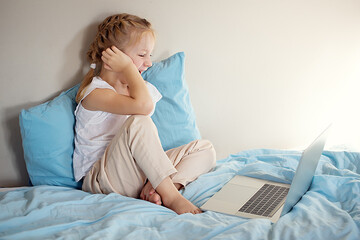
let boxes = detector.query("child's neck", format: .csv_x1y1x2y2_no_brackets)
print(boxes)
99,68,129,95
99,68,125,88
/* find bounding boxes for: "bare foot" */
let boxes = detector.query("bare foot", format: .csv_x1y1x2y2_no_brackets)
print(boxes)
155,177,202,215
140,180,162,205
163,194,202,215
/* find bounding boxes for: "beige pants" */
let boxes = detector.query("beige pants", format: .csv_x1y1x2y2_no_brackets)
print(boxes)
82,115,216,198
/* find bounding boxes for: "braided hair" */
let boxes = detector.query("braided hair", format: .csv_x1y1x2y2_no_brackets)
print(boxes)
76,13,154,103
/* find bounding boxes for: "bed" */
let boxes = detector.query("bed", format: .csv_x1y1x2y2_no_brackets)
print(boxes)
1,52,359,239
1,149,360,239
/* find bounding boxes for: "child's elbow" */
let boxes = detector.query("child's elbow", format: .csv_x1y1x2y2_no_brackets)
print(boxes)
140,100,154,115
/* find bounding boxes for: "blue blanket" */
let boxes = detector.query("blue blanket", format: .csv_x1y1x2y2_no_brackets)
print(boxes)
1,149,359,239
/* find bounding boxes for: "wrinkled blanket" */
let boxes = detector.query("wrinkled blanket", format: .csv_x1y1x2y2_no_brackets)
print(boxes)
1,149,359,239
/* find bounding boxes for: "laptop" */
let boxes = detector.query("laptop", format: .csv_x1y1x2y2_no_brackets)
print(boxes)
200,125,331,223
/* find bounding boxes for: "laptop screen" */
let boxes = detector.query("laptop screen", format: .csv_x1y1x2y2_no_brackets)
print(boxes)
281,125,330,215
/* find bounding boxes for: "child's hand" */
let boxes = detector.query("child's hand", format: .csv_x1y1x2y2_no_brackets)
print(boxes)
101,46,133,73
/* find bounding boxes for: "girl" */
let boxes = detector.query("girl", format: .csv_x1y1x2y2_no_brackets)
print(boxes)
73,13,216,215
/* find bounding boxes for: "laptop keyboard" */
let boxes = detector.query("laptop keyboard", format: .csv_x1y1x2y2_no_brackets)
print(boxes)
238,184,289,217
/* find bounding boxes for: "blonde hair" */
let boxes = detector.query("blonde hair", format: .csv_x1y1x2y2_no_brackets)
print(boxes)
76,13,154,103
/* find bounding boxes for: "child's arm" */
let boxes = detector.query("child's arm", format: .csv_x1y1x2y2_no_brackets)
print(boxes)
82,46,154,115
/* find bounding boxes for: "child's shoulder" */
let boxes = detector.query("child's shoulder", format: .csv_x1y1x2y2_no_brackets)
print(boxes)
86,77,115,92
91,76,112,88
80,77,116,102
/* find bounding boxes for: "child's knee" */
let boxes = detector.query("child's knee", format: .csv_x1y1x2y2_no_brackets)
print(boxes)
128,115,152,124
125,115,154,131
197,139,217,167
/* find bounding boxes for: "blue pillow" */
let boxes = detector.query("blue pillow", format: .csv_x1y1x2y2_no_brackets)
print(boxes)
142,52,201,151
19,84,82,188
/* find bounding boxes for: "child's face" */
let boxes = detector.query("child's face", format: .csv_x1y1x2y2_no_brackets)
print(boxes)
124,32,155,74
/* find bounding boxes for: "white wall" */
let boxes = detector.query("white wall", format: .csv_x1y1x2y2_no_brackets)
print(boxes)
1,0,359,187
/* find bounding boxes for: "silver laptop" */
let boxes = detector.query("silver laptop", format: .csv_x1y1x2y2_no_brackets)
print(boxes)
201,125,331,223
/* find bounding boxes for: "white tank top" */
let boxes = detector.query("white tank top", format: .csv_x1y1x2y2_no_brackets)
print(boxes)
73,76,162,182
